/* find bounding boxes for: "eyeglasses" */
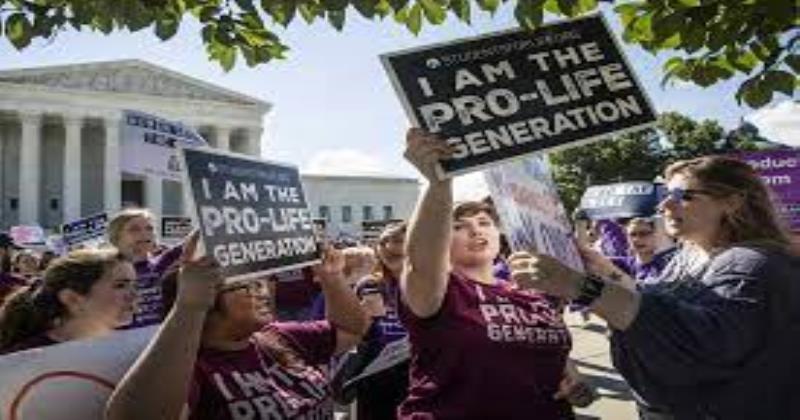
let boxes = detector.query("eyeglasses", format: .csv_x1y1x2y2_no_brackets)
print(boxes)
662,188,713,203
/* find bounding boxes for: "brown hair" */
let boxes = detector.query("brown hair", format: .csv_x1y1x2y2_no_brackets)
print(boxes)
664,156,792,251
626,217,655,232
159,269,301,369
107,208,154,246
0,249,127,350
453,200,500,225
370,221,408,283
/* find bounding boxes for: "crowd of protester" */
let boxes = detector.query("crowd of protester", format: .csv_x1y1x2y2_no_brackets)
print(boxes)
0,128,798,420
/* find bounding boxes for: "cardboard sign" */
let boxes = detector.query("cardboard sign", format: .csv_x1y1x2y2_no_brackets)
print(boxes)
160,216,193,245
120,110,207,181
579,181,662,220
381,14,657,178
9,226,45,246
180,147,320,282
738,149,800,232
61,213,107,247
485,154,584,272
0,327,155,420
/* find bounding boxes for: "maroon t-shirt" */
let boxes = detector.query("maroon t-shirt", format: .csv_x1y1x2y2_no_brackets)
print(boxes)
188,320,337,420
398,273,573,419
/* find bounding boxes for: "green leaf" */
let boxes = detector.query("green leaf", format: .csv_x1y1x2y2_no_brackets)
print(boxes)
5,13,31,50
763,70,796,97
209,41,237,71
298,2,323,23
353,0,379,18
374,0,392,17
477,0,499,13
263,0,297,26
327,9,346,30
515,0,544,29
725,48,758,73
389,0,409,12
155,14,180,40
420,0,446,24
737,77,771,108
449,0,471,23
669,0,699,7
198,5,219,23
323,0,348,11
407,3,422,34
786,55,800,74
234,0,257,13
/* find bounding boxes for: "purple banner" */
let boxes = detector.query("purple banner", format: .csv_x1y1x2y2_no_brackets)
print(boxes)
737,149,800,232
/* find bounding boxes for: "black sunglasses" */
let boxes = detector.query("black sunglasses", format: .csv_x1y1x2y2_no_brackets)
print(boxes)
662,188,713,202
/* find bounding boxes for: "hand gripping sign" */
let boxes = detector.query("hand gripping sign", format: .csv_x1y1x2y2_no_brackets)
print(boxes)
381,13,656,178
180,147,320,282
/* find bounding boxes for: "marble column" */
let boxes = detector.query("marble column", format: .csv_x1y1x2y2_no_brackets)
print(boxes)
104,115,121,213
62,114,83,222
145,176,163,234
215,125,231,151
247,126,263,158
18,111,41,225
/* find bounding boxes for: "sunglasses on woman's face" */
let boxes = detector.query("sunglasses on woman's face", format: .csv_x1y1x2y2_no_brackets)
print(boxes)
663,187,713,202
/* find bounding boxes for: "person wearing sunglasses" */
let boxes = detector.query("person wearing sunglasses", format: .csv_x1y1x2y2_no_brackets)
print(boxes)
509,156,800,419
106,237,370,420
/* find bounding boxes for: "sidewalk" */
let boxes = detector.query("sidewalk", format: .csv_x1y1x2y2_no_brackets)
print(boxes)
567,313,637,420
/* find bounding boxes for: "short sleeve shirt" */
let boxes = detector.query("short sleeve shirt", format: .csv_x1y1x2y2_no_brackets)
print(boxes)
398,273,573,419
188,321,337,420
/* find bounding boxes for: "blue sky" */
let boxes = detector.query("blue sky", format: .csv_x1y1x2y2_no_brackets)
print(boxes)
0,6,793,189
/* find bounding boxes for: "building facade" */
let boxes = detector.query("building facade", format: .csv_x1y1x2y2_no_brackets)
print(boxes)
0,60,270,230
301,174,419,240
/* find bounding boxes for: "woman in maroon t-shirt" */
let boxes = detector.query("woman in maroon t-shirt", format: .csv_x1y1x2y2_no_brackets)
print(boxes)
0,248,137,354
106,239,370,420
399,128,590,419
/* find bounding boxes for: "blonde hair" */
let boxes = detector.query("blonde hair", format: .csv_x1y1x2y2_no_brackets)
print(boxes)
107,208,154,246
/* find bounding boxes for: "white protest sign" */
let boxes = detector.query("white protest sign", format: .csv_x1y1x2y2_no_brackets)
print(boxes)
0,327,155,420
485,155,584,272
160,215,193,246
9,226,45,247
120,110,207,181
345,338,411,386
61,213,108,248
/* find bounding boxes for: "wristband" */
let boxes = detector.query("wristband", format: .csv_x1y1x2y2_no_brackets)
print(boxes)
571,274,606,307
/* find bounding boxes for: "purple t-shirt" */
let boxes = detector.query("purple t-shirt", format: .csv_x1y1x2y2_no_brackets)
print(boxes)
188,320,337,420
612,247,678,286
126,244,183,328
398,273,573,419
356,275,407,348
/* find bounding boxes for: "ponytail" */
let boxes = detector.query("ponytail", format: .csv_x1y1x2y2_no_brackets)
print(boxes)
0,285,60,350
0,249,125,351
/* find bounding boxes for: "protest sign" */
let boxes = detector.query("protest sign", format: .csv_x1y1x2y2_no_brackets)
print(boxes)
737,149,800,232
0,327,155,420
579,181,662,220
120,110,207,181
361,219,404,243
485,155,583,272
381,13,656,178
9,226,45,247
61,213,107,248
180,147,320,282
160,215,193,245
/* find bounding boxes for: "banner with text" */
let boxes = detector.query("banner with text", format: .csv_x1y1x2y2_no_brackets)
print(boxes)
361,219,404,243
160,216,193,245
0,327,154,420
121,110,207,181
485,155,584,272
181,148,320,282
61,213,107,248
738,149,800,232
9,226,45,247
579,181,662,220
381,14,656,178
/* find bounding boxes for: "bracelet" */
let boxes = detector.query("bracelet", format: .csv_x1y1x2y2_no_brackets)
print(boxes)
571,274,606,307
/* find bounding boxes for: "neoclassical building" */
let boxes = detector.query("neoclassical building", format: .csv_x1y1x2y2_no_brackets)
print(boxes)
0,59,271,230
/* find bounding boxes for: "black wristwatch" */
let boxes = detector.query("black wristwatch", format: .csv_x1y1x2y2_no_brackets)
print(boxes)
571,274,606,307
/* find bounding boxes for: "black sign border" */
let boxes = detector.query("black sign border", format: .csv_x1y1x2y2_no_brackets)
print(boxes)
178,146,321,284
380,12,658,179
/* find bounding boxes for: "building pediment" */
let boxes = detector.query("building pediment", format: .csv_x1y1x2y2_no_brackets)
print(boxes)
0,60,267,107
